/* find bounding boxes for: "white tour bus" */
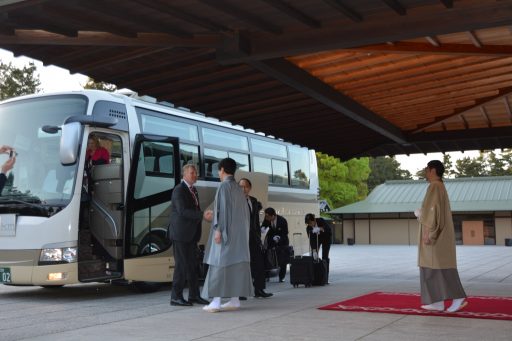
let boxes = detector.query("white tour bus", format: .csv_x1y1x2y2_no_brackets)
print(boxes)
0,90,318,289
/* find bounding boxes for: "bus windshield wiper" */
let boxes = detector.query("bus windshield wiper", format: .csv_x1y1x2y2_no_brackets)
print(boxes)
0,198,55,217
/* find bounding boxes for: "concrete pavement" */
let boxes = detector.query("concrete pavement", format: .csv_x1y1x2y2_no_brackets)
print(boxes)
1,245,512,340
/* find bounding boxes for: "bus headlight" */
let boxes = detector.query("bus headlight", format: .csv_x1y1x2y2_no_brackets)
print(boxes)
39,247,78,264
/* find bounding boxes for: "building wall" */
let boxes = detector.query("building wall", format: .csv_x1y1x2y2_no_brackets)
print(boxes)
370,219,409,244
343,220,354,244
355,219,370,244
341,216,510,246
495,217,512,246
409,219,419,245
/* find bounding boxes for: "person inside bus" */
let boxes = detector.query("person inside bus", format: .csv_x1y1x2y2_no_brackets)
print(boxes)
262,207,290,282
238,178,273,299
0,145,16,194
305,213,332,283
86,135,110,166
169,164,213,307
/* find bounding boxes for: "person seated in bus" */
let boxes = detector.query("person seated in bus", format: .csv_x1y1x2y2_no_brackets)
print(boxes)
0,145,16,194
86,135,110,166
305,213,332,283
261,207,290,282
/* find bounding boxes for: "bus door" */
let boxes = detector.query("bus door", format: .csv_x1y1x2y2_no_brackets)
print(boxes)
123,134,180,282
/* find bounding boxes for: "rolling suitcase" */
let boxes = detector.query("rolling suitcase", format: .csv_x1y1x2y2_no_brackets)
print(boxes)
290,233,314,288
311,233,328,286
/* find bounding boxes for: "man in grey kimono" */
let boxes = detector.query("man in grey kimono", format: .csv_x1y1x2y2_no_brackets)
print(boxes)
417,160,467,312
202,158,253,312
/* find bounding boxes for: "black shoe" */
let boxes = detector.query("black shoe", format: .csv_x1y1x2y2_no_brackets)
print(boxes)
279,279,285,283
255,290,273,298
170,298,192,306
239,296,247,300
188,297,209,305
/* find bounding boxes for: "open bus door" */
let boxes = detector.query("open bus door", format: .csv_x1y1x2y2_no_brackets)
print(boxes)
123,134,180,283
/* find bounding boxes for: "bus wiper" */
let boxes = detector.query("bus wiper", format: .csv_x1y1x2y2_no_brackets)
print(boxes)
0,197,55,217
0,198,47,209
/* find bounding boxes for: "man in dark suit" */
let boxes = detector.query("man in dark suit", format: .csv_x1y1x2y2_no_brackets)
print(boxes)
238,178,273,298
262,207,290,282
305,213,332,283
0,145,15,193
169,164,212,306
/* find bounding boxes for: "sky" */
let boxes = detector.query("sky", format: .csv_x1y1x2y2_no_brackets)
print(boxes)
0,48,484,175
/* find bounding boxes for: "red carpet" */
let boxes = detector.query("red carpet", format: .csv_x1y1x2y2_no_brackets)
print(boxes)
318,292,512,321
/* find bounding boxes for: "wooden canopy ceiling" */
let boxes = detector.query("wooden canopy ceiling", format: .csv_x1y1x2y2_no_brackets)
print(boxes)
1,0,512,160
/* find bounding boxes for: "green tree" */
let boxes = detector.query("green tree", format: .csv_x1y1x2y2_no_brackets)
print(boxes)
367,156,412,192
83,77,117,92
316,152,370,209
454,153,485,177
0,61,41,100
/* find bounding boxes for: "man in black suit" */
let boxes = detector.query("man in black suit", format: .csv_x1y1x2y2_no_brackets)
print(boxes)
262,207,290,282
238,178,273,298
169,164,212,306
0,145,15,193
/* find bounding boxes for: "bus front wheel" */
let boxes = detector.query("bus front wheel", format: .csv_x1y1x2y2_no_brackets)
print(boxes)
133,234,168,293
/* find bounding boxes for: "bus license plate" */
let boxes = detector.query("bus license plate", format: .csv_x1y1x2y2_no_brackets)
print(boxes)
0,214,16,236
0,268,11,283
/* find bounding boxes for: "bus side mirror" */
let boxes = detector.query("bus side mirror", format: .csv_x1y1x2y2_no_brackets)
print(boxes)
60,122,81,165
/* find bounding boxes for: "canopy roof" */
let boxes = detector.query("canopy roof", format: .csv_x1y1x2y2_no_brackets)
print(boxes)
1,0,512,159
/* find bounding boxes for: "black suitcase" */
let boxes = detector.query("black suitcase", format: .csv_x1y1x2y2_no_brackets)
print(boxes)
311,233,328,286
312,258,328,286
290,233,314,287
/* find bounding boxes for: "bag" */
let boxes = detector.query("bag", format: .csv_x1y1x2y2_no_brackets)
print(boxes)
289,233,314,287
264,247,280,278
311,233,328,286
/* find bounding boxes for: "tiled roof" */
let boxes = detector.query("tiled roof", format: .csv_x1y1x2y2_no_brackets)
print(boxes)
331,176,512,214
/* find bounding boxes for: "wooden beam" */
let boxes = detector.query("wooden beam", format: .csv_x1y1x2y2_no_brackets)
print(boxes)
344,42,512,57
0,30,220,47
133,0,230,32
504,96,512,123
440,0,453,9
480,106,492,128
218,1,512,63
413,85,512,133
382,0,407,16
467,30,482,48
425,36,440,47
5,11,78,37
199,0,282,34
248,58,407,143
322,0,362,22
41,2,139,38
459,114,469,129
78,1,193,39
261,0,321,28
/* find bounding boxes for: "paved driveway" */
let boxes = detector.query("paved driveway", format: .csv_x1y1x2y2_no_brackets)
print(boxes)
1,245,512,340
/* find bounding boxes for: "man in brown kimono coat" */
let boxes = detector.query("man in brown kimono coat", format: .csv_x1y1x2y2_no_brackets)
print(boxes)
417,160,467,312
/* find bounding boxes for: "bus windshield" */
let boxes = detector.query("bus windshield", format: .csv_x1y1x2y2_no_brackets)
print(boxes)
0,95,87,214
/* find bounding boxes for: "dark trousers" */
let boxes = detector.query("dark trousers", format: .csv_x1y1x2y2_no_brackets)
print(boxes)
277,246,289,280
171,240,200,300
250,243,266,291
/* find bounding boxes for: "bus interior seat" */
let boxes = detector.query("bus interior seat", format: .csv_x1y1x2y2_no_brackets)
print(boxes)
92,164,123,204
211,162,219,177
144,156,156,172
159,155,173,174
